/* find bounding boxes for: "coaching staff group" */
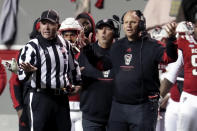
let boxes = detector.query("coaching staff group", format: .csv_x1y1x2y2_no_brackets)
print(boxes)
83,10,178,131
18,9,81,131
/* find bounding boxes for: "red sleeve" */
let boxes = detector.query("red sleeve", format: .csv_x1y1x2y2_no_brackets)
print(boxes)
9,73,21,109
177,37,185,51
0,59,7,95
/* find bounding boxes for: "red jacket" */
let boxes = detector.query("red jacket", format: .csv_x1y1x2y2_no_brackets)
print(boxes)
0,58,7,95
9,73,23,110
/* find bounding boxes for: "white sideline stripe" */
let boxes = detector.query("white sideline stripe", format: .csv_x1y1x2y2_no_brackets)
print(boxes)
30,92,34,131
0,45,24,50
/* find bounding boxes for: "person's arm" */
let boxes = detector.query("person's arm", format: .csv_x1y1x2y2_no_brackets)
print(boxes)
0,60,7,95
72,60,82,83
18,43,37,82
160,78,173,98
164,36,178,63
69,52,83,95
9,73,23,117
82,43,112,71
159,22,178,64
160,49,184,97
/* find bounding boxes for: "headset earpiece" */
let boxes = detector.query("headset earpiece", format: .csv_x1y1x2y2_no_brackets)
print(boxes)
135,10,146,31
109,18,121,38
112,19,120,38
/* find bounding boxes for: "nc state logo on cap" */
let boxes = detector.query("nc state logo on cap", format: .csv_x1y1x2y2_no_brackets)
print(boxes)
103,19,108,23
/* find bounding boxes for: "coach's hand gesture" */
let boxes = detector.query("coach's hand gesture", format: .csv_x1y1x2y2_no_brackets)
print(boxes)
164,22,177,37
20,62,37,72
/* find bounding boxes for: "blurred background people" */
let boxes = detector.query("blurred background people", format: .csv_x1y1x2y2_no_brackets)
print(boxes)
76,12,96,43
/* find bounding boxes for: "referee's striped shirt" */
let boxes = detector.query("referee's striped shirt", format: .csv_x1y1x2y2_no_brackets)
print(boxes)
18,34,81,89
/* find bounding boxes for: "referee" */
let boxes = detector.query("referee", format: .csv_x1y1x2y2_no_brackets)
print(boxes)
18,9,81,131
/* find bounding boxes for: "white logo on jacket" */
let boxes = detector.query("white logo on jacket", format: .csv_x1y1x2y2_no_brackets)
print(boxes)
124,54,132,65
102,70,110,78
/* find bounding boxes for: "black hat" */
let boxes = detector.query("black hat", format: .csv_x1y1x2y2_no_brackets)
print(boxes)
96,19,115,30
40,9,59,23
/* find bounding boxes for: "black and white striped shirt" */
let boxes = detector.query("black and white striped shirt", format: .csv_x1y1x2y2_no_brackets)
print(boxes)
18,34,81,89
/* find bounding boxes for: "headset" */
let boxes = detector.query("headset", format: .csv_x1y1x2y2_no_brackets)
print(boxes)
111,17,121,38
121,10,146,32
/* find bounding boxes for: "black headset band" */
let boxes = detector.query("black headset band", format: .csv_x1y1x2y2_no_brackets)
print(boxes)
110,19,120,38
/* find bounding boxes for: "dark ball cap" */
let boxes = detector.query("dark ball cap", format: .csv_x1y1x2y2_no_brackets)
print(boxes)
40,9,59,23
96,19,115,30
